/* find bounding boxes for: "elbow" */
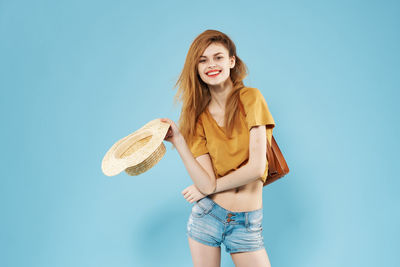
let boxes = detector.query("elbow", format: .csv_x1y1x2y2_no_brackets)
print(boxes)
256,168,265,179
199,180,216,196
250,162,266,180
204,181,216,195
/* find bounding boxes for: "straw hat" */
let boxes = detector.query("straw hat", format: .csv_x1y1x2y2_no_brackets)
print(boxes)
101,118,170,176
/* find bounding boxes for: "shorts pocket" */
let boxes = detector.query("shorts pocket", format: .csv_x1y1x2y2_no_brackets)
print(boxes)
246,211,263,233
191,203,207,218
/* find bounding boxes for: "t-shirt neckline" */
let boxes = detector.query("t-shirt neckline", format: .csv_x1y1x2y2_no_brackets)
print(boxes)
205,106,226,130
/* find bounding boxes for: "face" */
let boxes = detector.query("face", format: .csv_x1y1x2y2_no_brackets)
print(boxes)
197,42,235,87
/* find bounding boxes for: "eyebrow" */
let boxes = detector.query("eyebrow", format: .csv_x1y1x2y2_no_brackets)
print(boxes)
200,52,223,58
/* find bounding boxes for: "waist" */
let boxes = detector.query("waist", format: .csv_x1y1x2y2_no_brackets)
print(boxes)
208,181,263,212
197,196,263,222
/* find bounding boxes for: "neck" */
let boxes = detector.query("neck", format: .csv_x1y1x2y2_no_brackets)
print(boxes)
208,78,234,110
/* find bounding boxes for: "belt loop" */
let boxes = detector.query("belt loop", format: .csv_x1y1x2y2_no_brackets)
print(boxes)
245,212,249,227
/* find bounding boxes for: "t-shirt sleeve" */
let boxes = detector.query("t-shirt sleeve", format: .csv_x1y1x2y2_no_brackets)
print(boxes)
240,87,275,131
189,117,209,158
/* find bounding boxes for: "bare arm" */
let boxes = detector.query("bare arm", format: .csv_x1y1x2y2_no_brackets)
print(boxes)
174,135,216,195
160,118,216,195
211,125,268,194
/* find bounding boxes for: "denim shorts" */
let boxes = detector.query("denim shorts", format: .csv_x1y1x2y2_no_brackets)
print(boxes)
186,196,264,254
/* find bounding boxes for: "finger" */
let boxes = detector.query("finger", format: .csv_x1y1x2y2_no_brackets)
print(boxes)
161,118,172,124
163,119,176,128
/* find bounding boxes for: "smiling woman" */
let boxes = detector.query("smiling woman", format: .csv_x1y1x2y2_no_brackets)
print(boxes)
160,29,276,267
197,43,235,88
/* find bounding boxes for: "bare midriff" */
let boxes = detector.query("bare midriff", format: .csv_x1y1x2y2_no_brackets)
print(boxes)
205,102,265,212
208,178,264,212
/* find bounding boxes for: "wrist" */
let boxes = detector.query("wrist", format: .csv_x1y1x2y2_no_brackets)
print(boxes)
173,134,185,147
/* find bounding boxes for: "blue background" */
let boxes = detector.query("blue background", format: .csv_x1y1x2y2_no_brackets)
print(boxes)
1,0,399,266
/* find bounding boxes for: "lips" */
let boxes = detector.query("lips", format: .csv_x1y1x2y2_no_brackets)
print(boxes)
206,69,222,76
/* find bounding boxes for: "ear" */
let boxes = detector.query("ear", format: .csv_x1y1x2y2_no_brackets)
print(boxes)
230,55,236,69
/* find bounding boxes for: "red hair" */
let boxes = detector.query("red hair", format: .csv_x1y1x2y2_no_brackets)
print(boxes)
173,29,249,146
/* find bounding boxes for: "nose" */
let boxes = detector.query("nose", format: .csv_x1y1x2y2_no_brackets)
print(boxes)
207,66,217,72
207,59,217,68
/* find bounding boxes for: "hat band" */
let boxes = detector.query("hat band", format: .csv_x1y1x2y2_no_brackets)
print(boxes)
125,142,166,176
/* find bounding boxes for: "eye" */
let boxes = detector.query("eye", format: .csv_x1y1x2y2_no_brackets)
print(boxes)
199,59,206,63
216,56,223,60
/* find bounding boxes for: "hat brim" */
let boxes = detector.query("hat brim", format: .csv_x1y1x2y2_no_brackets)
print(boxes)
101,119,170,176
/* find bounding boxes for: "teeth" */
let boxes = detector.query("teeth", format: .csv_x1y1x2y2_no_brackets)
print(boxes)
207,71,220,75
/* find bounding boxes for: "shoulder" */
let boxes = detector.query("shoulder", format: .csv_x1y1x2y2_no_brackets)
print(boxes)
239,87,268,108
239,87,264,101
194,111,207,132
197,111,206,125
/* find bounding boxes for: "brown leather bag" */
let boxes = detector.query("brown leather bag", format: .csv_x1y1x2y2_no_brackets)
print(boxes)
264,135,289,186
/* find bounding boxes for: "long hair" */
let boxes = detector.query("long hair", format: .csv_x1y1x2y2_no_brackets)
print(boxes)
173,29,248,147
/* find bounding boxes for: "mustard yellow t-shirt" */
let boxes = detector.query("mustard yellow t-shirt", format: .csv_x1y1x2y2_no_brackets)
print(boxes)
189,87,275,183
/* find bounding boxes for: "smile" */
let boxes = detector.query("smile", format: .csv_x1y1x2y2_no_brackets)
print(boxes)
206,70,221,77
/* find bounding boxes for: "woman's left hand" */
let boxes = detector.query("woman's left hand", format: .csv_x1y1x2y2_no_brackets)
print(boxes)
182,184,207,203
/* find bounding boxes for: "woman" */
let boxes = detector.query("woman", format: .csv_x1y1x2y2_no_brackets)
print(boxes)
161,29,275,267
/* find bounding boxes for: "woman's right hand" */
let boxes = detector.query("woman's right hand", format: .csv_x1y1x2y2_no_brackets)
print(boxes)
160,118,182,146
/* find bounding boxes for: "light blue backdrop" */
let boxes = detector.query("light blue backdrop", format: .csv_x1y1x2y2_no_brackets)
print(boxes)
1,0,398,266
